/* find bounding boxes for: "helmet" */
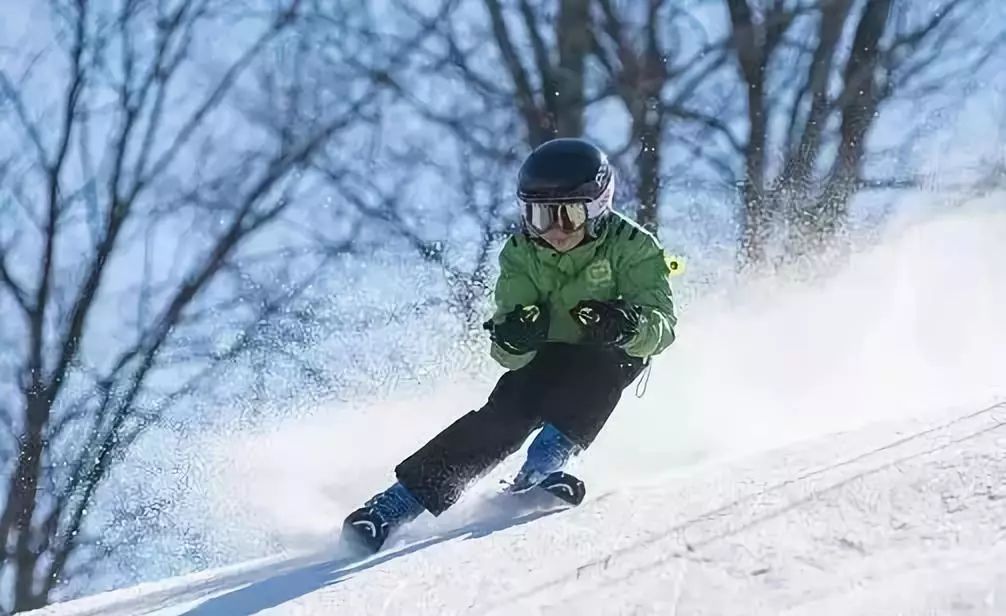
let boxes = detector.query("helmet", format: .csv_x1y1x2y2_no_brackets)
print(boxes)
516,138,614,236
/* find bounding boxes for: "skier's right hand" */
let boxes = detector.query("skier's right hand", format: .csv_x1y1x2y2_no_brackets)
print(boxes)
482,304,550,355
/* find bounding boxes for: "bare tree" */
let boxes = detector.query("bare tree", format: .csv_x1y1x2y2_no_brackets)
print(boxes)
0,0,388,610
718,0,1004,264
328,0,719,323
295,0,534,336
590,1,731,231
479,0,592,145
448,0,723,232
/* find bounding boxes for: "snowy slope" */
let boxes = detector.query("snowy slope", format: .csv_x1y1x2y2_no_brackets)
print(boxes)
29,200,1006,615
28,402,1006,615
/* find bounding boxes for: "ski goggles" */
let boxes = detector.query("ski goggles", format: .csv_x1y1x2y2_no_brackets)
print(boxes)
520,180,613,235
521,201,589,234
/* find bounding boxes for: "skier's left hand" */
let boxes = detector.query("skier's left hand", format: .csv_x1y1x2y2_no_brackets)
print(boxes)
570,299,641,347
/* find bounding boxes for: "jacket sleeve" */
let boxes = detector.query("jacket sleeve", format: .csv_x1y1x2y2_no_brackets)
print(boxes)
488,236,540,370
615,233,677,358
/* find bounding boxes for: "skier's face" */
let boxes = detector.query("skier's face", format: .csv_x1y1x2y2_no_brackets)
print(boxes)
540,226,586,253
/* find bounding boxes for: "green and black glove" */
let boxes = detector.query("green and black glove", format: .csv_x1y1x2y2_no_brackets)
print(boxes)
483,304,550,355
570,299,641,347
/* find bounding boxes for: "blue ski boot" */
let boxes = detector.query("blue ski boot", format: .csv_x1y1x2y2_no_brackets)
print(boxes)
506,424,586,505
342,482,425,555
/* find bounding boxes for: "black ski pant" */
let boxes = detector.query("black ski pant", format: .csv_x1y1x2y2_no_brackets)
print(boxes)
395,343,646,515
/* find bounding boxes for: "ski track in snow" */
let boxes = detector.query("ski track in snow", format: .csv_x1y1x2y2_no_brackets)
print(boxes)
28,200,1006,614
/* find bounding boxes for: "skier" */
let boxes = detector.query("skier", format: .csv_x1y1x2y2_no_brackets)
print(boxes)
342,137,678,554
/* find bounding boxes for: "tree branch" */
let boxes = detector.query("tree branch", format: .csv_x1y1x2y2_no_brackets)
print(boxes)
482,0,548,144
783,0,852,188
0,74,50,166
518,0,556,115
141,8,294,186
0,248,32,318
886,0,966,59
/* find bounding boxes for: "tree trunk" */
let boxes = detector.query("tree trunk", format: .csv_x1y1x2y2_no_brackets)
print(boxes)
813,0,892,242
635,101,663,233
5,391,50,613
555,0,589,138
740,77,769,265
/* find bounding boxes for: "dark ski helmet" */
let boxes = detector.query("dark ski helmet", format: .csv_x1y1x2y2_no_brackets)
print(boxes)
517,138,614,236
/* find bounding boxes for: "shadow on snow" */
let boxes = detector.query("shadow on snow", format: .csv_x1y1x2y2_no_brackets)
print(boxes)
178,500,566,615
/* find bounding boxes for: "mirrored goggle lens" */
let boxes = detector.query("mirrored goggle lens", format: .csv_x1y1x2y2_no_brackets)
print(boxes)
523,202,588,233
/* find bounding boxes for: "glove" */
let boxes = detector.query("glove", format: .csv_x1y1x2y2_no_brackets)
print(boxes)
483,304,550,355
570,299,640,347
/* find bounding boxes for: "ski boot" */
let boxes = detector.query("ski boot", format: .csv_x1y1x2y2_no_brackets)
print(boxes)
505,423,586,505
341,482,425,555
538,471,586,506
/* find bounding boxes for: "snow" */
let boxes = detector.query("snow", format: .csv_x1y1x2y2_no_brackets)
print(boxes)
27,199,1006,615
27,402,1006,615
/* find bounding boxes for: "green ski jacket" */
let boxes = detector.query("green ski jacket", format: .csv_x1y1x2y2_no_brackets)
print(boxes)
488,212,677,370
